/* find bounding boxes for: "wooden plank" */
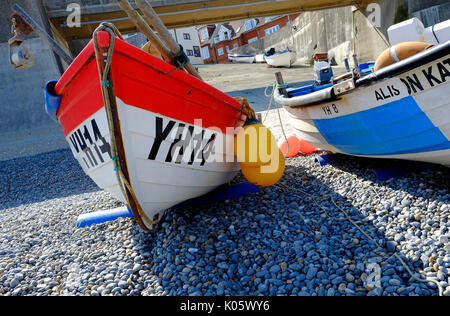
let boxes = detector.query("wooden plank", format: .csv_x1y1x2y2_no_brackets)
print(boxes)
47,0,373,40
135,0,202,80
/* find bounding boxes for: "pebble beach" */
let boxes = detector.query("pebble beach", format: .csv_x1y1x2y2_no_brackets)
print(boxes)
0,146,449,296
0,64,449,297
2,0,450,301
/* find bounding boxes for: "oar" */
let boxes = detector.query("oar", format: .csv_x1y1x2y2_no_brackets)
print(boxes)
116,0,173,62
117,0,202,80
135,0,202,81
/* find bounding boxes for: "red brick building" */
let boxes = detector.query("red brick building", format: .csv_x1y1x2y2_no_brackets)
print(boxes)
198,14,300,64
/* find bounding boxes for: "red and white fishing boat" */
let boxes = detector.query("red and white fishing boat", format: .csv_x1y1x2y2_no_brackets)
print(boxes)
45,25,249,231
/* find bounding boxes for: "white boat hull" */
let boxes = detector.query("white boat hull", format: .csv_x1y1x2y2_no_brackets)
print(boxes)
255,54,265,63
266,51,296,67
229,55,255,63
66,98,240,228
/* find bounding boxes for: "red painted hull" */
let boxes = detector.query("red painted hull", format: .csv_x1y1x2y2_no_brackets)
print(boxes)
55,33,245,136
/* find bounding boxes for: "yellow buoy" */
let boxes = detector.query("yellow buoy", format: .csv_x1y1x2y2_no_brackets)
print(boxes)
234,124,279,167
241,150,285,187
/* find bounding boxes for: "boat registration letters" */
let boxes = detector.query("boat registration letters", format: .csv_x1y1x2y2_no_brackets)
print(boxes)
67,118,112,171
322,103,340,116
148,116,217,167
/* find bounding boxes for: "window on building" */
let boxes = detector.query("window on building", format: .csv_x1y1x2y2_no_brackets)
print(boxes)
183,33,191,40
225,46,230,53
201,28,209,41
248,37,259,44
265,25,280,36
217,28,231,42
233,43,239,49
245,19,257,31
218,47,224,56
201,46,210,59
186,49,194,56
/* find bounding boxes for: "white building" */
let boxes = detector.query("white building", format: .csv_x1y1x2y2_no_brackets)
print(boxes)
123,26,203,65
169,27,204,64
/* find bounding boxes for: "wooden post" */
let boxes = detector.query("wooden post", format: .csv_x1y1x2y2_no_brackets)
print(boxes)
352,54,359,72
344,58,351,72
275,72,288,97
135,0,203,81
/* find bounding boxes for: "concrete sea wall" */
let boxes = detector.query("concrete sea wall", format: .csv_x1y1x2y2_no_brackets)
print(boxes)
0,38,61,133
408,0,450,27
0,0,62,134
233,0,449,66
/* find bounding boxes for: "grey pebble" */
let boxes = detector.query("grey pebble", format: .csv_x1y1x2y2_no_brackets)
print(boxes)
0,147,448,297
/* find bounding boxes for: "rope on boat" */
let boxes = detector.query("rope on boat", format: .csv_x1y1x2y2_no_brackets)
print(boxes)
150,44,191,76
278,173,444,296
92,23,153,231
233,96,256,119
264,82,290,158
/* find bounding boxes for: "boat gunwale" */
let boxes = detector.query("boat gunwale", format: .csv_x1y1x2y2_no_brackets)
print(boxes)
356,40,450,88
54,33,244,114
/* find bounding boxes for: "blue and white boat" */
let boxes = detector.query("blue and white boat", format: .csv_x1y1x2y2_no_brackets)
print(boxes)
274,36,450,166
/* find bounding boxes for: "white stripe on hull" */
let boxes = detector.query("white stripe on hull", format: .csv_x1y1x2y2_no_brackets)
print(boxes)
413,88,450,139
66,108,128,204
66,99,240,228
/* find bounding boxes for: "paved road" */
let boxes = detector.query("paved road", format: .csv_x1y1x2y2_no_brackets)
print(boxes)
198,62,346,142
198,62,326,112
